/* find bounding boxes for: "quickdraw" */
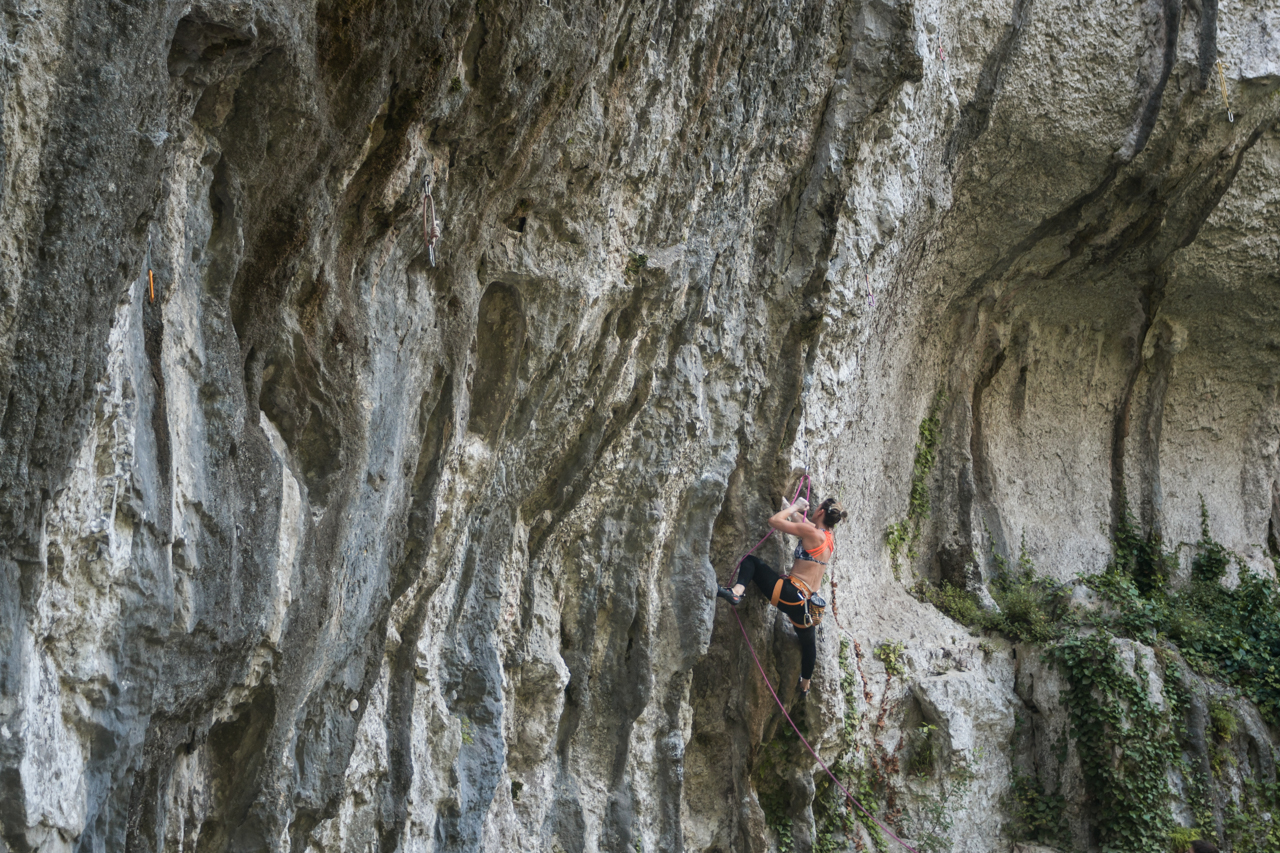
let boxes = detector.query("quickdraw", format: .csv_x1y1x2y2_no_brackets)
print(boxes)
145,235,157,303
1216,59,1234,123
422,178,441,266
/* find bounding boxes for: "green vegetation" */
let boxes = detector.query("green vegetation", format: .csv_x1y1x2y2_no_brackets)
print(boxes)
874,640,906,677
912,537,1065,643
774,822,793,853
814,758,896,845
755,749,790,829
1110,493,1177,599
989,540,1067,643
912,578,983,626
846,763,889,853
755,723,804,847
838,638,860,743
885,521,911,578
907,396,944,523
906,723,937,777
813,787,858,853
1209,698,1238,743
1222,778,1280,852
625,252,648,275
1168,826,1202,853
885,392,945,578
910,757,975,853
816,643,887,853
1006,770,1067,847
906,494,1280,851
1051,631,1178,853
1086,498,1280,724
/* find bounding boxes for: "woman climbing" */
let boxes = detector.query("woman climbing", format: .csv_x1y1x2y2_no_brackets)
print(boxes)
717,495,845,697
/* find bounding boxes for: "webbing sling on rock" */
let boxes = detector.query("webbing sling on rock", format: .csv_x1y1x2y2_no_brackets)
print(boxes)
725,474,921,853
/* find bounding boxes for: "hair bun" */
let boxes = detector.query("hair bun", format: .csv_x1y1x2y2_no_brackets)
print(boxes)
821,498,846,526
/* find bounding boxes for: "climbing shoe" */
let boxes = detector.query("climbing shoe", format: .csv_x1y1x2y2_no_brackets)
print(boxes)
716,586,743,606
796,678,810,699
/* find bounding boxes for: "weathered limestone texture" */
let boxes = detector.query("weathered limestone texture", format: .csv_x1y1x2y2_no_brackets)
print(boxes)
1,0,1278,850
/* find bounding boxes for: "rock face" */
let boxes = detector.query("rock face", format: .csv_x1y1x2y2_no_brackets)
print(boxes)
1,0,1278,850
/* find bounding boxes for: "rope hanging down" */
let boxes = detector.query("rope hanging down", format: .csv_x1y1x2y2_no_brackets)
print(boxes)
422,178,442,267
725,475,921,853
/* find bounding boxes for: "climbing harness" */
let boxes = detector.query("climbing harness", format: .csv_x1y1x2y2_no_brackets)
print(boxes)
723,475,920,853
422,177,442,266
771,575,827,627
1216,60,1234,123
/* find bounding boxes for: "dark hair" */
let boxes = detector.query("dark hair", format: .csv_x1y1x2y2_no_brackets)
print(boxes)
819,498,845,528
1190,841,1220,853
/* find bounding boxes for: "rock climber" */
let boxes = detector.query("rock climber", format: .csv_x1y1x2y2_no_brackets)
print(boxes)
717,495,845,697
1188,840,1220,853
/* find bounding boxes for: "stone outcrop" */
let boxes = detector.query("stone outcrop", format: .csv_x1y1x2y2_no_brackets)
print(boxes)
1,0,1279,850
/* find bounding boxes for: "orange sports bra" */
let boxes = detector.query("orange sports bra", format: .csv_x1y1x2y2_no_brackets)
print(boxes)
793,529,834,565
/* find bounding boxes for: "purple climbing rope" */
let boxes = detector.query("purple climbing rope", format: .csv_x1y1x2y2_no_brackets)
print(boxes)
725,474,922,853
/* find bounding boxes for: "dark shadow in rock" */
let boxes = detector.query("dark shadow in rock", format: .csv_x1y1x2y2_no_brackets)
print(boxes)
543,779,587,853
190,688,276,853
393,370,454,598
258,335,343,507
167,12,257,84
467,282,526,441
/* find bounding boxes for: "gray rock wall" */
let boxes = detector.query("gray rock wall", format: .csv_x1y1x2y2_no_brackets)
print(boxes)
1,0,1278,850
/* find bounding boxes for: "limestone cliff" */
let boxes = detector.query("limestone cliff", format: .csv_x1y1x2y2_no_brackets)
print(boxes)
1,0,1279,850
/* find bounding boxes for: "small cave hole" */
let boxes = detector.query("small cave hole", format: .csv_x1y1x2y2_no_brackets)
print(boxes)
506,199,532,232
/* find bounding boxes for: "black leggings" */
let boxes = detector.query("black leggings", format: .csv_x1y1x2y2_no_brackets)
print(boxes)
737,555,817,680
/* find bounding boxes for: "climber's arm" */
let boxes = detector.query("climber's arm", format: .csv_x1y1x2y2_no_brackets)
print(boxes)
768,501,813,538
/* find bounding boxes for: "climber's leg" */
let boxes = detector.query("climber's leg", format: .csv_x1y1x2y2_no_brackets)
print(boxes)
718,555,781,605
739,555,783,597
794,624,817,686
